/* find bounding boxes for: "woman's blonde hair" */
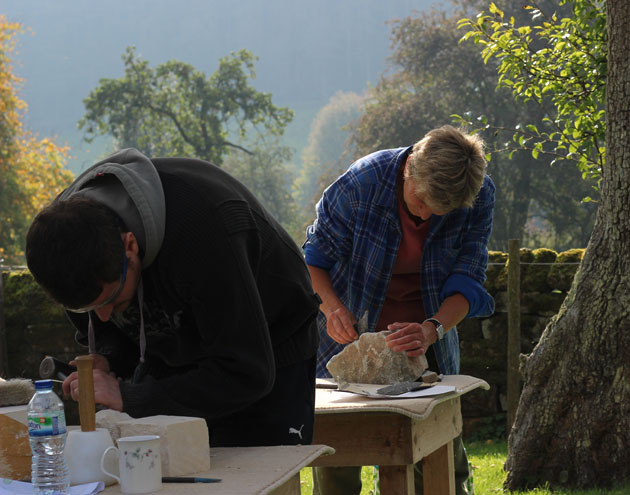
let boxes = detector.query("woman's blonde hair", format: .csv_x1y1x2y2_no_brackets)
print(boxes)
406,125,487,213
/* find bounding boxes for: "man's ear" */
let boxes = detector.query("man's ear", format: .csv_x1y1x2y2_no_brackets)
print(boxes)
122,231,139,256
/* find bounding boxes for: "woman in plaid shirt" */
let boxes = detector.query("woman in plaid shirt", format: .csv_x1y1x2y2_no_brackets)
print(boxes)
304,125,495,495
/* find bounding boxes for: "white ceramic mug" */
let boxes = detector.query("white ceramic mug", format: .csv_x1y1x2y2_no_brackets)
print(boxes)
101,435,162,494
66,428,117,486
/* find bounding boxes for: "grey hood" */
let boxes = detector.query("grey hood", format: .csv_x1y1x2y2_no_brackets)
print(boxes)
58,148,165,268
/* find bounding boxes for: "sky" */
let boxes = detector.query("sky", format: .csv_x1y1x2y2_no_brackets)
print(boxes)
3,0,434,172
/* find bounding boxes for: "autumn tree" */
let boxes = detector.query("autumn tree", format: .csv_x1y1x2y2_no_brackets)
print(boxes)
462,0,630,489
0,16,72,265
79,47,293,167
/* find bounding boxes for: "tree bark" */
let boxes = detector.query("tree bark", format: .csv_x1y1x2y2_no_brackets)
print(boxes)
504,0,630,490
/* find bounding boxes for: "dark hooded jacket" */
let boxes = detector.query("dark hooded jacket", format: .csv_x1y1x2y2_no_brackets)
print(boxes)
61,149,320,424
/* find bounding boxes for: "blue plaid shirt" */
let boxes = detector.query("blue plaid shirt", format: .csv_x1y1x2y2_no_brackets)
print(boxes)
304,147,495,377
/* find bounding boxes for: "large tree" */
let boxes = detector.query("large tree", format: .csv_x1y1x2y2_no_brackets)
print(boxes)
0,16,72,265
79,47,293,166
465,0,630,490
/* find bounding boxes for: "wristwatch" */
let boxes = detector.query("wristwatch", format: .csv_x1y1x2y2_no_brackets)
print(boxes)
424,318,445,341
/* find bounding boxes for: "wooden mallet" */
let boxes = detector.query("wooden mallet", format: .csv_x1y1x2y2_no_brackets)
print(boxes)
75,355,96,432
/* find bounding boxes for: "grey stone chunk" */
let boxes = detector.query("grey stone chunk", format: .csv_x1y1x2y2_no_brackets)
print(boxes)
326,331,428,384
95,409,133,442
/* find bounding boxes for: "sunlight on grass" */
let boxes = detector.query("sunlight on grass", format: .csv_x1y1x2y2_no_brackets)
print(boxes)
468,440,511,494
300,441,630,494
299,466,378,495
467,440,630,495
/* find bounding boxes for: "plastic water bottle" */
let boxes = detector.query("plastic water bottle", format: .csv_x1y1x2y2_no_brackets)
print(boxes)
27,379,70,494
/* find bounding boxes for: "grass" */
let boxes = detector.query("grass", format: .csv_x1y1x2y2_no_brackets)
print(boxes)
299,465,377,495
299,440,630,494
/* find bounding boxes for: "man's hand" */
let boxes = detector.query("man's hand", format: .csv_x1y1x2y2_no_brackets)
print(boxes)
385,321,438,357
63,370,123,411
68,354,111,373
62,354,123,411
325,305,359,344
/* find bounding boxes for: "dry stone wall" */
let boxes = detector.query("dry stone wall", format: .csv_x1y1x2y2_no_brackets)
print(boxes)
458,248,584,435
1,247,585,432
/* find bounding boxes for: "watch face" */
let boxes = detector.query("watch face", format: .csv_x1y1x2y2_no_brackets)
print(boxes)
425,318,444,339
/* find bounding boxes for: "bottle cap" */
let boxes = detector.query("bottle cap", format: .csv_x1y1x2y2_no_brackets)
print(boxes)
34,379,53,390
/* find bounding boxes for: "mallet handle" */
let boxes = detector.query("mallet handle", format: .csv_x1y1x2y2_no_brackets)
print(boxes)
75,355,96,432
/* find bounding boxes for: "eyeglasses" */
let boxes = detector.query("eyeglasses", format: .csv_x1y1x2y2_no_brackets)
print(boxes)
65,252,128,313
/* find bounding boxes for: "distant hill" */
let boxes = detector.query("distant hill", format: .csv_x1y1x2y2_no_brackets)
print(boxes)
3,0,431,173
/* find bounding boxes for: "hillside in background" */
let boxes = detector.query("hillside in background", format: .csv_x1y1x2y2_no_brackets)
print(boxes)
3,0,432,173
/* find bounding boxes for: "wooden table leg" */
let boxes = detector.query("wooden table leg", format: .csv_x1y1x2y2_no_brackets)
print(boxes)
379,464,414,494
269,472,300,495
423,440,455,495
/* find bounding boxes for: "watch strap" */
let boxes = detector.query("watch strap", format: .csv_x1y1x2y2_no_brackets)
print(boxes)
424,318,445,340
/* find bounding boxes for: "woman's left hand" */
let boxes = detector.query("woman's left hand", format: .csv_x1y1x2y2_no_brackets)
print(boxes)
384,321,438,357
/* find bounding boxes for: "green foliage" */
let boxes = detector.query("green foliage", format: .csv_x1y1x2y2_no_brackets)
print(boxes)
351,8,485,155
222,137,300,237
0,16,73,265
294,91,364,238
468,414,508,442
547,248,584,290
458,0,607,184
347,2,597,252
79,47,293,166
295,91,363,209
2,270,64,325
485,250,509,292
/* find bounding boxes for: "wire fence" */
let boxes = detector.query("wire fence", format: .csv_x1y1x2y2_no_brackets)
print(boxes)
487,262,581,266
2,263,582,271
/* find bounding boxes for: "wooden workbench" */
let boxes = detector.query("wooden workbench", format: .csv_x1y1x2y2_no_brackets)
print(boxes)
311,375,489,495
103,444,334,495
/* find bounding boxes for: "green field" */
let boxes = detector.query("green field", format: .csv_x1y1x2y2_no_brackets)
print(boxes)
299,440,630,495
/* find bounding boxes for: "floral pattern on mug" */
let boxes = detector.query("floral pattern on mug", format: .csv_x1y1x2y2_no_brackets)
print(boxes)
124,447,159,470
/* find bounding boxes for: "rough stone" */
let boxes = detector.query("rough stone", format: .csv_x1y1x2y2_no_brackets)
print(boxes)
95,409,134,441
326,332,428,384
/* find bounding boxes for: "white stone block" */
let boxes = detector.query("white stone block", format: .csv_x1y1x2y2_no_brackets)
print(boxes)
118,415,210,476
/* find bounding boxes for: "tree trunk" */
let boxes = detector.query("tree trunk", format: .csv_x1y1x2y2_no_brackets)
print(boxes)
504,1,630,490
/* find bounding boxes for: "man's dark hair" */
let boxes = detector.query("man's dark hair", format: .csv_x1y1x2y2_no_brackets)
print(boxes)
26,197,126,308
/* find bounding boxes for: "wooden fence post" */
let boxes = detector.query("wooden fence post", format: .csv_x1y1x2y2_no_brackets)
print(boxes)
507,239,521,432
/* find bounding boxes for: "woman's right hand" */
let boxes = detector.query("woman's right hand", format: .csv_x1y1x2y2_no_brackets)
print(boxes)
306,265,359,345
325,305,358,344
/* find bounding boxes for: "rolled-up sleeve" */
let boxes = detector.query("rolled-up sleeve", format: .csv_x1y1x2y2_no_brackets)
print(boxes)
440,176,495,318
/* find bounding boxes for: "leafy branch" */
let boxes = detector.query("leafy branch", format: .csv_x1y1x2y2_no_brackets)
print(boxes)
457,0,606,185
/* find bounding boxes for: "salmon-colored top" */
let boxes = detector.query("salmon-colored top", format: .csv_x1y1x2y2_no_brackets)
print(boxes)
376,174,430,330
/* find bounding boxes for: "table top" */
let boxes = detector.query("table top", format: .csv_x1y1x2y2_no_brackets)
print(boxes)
103,444,334,495
315,374,489,420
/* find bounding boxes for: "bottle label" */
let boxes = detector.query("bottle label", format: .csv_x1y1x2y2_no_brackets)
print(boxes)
28,412,67,437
